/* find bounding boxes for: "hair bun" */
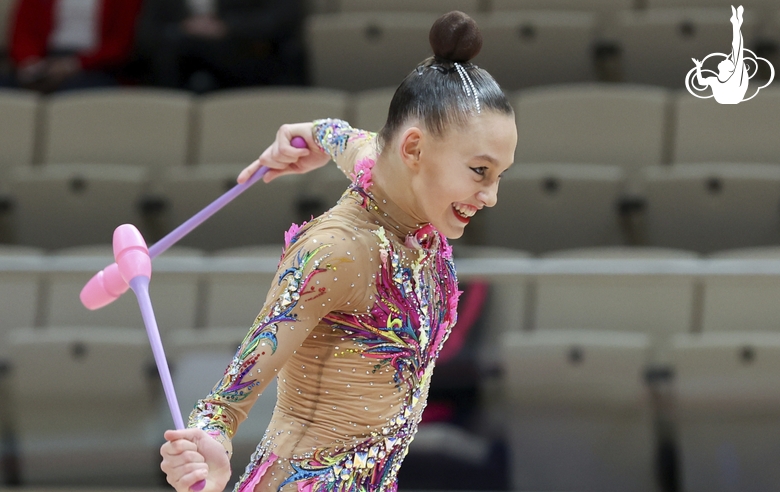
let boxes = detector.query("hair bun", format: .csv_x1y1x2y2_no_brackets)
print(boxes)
429,11,482,63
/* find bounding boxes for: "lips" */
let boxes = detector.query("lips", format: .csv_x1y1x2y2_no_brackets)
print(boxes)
452,203,477,224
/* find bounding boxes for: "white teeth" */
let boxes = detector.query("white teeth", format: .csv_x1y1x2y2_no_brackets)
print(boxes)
453,204,476,218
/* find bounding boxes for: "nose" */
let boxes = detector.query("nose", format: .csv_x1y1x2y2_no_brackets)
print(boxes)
477,182,498,208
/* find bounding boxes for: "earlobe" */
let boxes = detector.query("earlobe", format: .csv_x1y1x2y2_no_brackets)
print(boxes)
399,127,423,172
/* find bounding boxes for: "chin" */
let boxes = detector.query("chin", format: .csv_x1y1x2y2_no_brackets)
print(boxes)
438,225,465,240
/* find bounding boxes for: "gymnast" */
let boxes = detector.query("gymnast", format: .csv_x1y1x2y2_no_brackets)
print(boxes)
159,11,517,492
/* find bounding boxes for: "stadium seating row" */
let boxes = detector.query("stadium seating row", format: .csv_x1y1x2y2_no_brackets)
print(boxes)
306,8,780,90
3,85,780,252
6,160,780,253
3,84,780,178
6,244,780,363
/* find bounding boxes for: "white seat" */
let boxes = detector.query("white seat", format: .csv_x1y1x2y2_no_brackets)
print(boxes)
44,245,204,338
161,165,303,250
0,246,44,364
203,246,284,329
194,87,349,165
0,89,39,185
351,87,396,133
477,11,597,91
337,0,479,13
8,326,160,485
42,89,192,177
641,163,780,253
672,332,780,492
492,0,633,10
701,247,780,332
306,13,437,91
672,87,780,164
478,163,626,254
534,246,699,363
9,163,147,249
500,329,655,492
512,84,670,186
615,8,759,87
452,246,532,366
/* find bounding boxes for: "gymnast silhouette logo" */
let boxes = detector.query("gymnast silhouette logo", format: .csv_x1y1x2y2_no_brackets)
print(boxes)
685,5,774,104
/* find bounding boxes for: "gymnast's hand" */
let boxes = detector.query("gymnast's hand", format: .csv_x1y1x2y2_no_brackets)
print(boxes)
238,122,330,184
160,428,231,492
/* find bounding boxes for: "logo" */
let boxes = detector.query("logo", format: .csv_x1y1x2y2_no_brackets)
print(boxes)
685,5,774,104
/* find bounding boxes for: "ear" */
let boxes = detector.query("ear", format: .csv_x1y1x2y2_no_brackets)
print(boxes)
398,126,423,173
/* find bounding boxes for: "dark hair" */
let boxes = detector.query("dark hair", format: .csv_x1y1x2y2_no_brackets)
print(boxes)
377,11,514,150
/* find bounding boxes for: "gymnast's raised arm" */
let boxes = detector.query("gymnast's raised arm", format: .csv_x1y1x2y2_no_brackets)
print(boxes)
237,120,376,184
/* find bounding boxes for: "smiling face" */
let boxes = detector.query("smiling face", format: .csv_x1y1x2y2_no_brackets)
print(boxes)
403,111,517,239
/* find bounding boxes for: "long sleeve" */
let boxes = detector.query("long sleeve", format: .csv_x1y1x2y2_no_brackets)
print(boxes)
187,223,371,456
77,0,144,70
9,0,53,66
312,119,378,181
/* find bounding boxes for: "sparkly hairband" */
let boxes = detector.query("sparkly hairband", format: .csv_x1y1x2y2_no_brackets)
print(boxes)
454,62,481,114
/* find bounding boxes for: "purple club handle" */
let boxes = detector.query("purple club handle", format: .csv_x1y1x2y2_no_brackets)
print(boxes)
149,135,309,258
80,136,309,311
129,275,206,492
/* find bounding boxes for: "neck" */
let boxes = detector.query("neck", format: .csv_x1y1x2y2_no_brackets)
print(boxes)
372,151,428,226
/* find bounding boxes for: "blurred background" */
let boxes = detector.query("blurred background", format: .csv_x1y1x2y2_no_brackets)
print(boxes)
1,0,780,491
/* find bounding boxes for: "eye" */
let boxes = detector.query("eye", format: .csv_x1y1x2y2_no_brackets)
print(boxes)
470,166,487,176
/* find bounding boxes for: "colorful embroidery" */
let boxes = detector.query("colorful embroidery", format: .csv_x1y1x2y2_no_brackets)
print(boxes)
188,242,333,442
313,119,374,160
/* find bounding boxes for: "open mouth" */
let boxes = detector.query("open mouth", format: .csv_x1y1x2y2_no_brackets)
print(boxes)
452,203,477,223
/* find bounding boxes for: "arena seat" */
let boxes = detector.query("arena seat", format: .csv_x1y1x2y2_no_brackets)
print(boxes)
194,87,348,165
477,11,597,90
352,87,396,133
614,8,758,88
0,89,38,183
337,0,479,14
8,326,161,486
9,163,147,249
641,163,780,253
161,165,303,250
512,84,669,189
477,163,626,254
452,246,532,360
41,89,192,178
672,332,780,492
672,87,780,164
306,13,437,91
0,246,43,364
535,246,699,364
202,245,285,329
701,247,780,332
43,245,204,339
500,329,656,492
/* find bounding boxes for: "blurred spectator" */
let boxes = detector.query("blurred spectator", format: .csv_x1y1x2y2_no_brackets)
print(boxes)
1,0,144,93
136,0,306,92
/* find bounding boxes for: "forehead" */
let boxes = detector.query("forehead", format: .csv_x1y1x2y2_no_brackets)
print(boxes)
445,112,517,162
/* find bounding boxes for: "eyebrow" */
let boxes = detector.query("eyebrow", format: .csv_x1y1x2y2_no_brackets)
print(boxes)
474,154,498,165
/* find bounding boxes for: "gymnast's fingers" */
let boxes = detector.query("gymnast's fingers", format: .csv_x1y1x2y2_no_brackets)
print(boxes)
237,158,264,184
166,462,209,492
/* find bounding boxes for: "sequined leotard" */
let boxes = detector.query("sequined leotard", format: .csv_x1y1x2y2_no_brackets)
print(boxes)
188,119,461,492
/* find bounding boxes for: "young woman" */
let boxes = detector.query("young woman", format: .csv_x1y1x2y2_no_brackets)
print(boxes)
160,11,517,492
